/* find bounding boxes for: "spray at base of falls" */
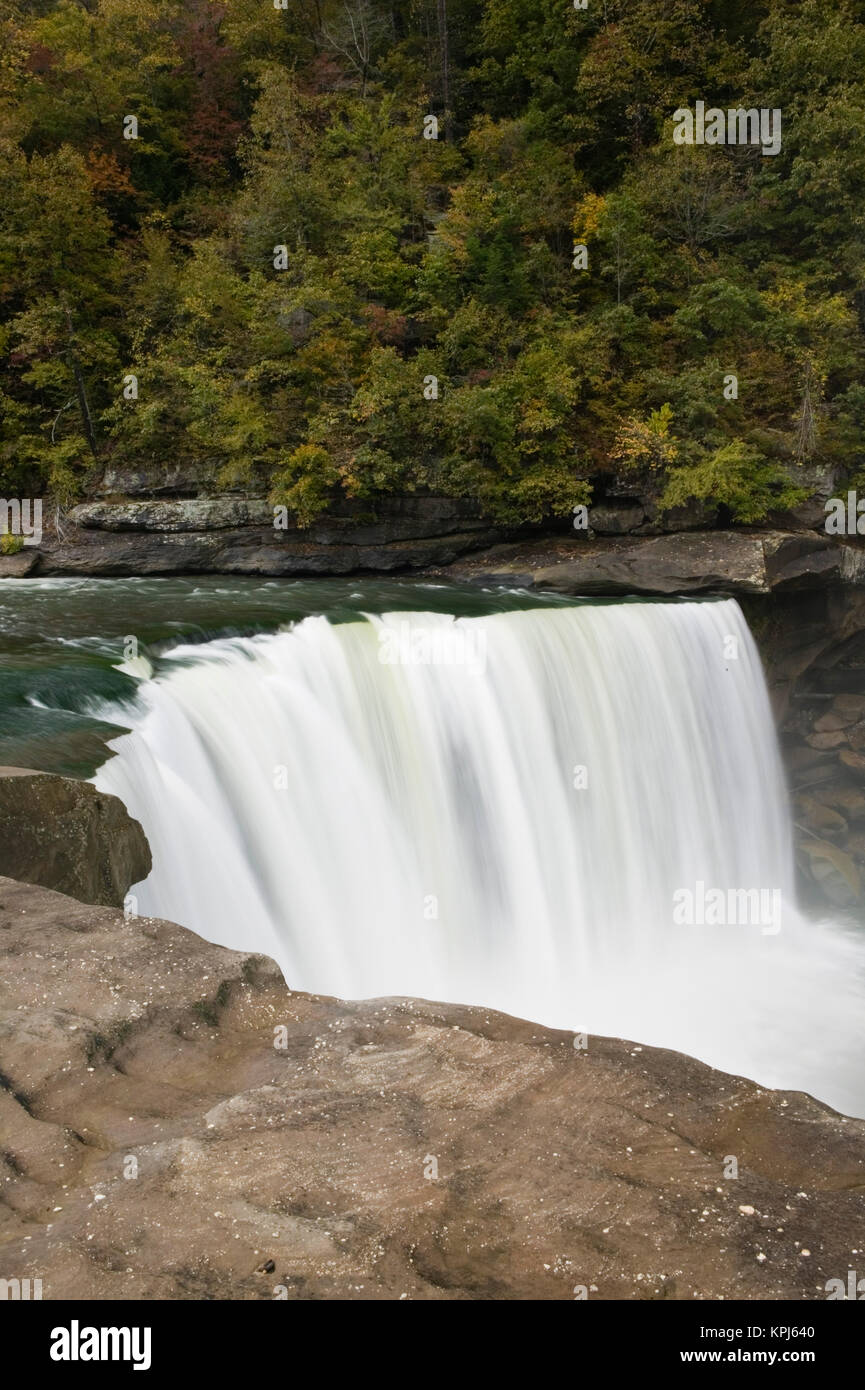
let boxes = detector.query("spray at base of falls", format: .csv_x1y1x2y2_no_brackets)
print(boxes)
94,598,865,1117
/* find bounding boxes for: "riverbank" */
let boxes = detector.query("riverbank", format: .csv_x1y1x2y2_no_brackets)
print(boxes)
1,859,863,1300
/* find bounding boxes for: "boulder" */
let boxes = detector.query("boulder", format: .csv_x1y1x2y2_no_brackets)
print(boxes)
818,784,865,823
586,504,646,535
0,769,150,907
0,550,39,577
793,793,848,841
815,711,856,732
806,730,848,751
530,533,772,596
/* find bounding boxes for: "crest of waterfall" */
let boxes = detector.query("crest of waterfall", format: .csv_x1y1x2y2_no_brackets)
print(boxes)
94,597,865,1116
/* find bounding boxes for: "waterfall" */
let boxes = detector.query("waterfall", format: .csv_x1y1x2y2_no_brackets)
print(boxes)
94,597,865,1116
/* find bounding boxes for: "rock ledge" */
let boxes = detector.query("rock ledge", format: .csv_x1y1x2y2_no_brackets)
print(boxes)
0,877,862,1301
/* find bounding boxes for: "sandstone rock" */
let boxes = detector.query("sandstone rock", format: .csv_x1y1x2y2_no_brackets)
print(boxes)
0,770,150,907
793,794,848,841
531,533,771,596
35,496,500,577
815,711,856,732
818,784,865,823
833,695,865,718
70,500,274,532
68,495,489,541
806,730,849,751
15,509,865,594
586,505,646,535
0,550,39,577
445,531,865,600
761,532,846,590
36,527,502,578
0,877,862,1301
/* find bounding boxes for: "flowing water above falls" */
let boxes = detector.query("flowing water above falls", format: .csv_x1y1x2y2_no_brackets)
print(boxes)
91,595,865,1117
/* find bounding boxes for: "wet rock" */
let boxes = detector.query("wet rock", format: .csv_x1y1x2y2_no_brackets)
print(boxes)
819,784,865,823
793,794,848,841
815,711,856,732
806,730,849,751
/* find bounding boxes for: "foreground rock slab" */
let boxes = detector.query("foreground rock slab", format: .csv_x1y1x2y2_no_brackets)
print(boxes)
0,877,863,1301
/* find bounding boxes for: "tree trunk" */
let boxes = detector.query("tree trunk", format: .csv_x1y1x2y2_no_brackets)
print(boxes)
437,0,451,140
71,359,99,461
64,308,99,461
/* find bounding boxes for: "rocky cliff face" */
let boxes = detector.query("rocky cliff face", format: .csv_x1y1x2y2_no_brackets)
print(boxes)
0,875,862,1301
10,495,501,578
440,529,865,598
0,453,841,580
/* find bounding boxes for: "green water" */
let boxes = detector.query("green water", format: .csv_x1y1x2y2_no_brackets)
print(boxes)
0,575,583,776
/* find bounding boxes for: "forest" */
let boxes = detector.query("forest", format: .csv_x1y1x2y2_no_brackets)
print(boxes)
1,0,864,528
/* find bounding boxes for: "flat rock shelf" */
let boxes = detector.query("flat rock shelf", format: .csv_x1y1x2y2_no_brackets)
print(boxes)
0,876,862,1301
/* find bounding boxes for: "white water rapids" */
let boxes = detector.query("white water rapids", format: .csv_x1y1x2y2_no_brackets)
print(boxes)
94,597,865,1116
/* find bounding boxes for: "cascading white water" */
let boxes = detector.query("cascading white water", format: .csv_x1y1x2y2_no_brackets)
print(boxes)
94,597,865,1116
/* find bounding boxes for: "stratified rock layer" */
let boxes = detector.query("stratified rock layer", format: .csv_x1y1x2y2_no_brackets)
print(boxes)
32,496,500,576
0,877,862,1301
